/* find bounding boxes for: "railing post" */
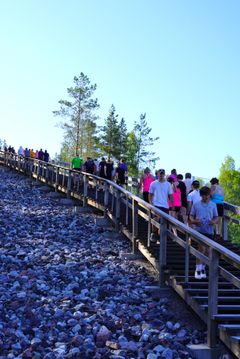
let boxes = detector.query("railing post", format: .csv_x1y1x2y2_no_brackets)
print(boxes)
222,210,228,241
55,167,59,192
159,217,167,287
67,170,72,198
132,199,138,253
17,157,21,173
207,247,219,348
115,190,121,231
184,233,190,283
45,163,49,183
104,182,109,218
29,160,33,179
125,194,129,226
83,174,88,207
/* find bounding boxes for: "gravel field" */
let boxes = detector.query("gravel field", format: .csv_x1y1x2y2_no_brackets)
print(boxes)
0,167,232,358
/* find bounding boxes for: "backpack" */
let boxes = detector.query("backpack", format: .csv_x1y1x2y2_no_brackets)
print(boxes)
86,160,94,173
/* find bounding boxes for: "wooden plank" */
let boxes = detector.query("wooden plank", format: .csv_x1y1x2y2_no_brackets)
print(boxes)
159,217,167,287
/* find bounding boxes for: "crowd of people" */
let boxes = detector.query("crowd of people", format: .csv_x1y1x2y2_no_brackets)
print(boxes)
71,155,128,186
141,167,224,280
3,145,50,162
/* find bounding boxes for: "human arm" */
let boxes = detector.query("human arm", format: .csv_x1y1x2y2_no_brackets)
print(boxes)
139,175,143,191
148,192,154,205
168,194,175,210
209,216,219,225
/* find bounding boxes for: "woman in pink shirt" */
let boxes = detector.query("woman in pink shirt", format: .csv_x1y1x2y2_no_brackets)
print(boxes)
139,167,155,202
167,176,181,217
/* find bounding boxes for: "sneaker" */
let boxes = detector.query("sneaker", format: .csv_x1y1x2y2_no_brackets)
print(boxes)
150,233,158,243
194,270,202,280
201,269,207,279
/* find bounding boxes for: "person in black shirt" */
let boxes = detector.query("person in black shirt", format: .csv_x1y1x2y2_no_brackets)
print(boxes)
106,158,113,180
115,162,125,186
177,174,187,224
99,157,107,178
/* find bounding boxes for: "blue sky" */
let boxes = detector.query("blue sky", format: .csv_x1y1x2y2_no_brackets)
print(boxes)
0,0,239,179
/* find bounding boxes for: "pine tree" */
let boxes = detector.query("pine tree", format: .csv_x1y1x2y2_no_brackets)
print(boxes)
53,73,99,160
100,105,120,160
118,117,128,158
126,113,159,176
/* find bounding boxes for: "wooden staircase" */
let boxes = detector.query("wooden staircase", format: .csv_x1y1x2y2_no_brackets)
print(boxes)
164,238,240,358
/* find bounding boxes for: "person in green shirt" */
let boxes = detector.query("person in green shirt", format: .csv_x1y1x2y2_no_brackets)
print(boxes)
71,154,82,171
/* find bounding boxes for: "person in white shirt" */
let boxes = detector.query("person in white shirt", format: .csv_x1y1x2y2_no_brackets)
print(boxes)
187,180,201,215
148,169,174,242
184,172,192,195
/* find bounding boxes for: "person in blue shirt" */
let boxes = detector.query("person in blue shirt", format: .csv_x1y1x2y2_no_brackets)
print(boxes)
210,177,224,240
190,186,218,280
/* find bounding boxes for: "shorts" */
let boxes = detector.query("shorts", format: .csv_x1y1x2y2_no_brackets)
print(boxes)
143,191,149,202
169,206,181,213
216,203,224,217
199,232,214,240
155,206,169,214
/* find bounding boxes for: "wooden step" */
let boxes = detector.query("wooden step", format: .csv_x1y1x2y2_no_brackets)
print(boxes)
185,289,240,296
213,314,240,322
231,336,240,344
192,296,240,304
178,282,233,289
174,276,227,283
219,324,240,333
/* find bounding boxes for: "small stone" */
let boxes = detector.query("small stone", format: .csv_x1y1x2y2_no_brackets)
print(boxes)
106,340,119,350
96,325,111,344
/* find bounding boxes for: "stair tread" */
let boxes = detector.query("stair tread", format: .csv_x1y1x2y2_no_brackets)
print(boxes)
219,324,240,329
203,305,240,309
192,296,240,301
214,314,240,321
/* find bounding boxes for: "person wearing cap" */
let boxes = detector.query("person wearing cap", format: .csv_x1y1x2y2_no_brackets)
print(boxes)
210,177,224,240
149,169,174,242
139,167,155,202
177,174,188,224
189,186,218,279
187,180,201,215
184,172,192,195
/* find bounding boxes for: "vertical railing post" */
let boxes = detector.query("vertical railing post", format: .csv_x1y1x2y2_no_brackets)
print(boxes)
83,174,88,207
207,247,219,348
125,194,129,226
222,209,228,241
159,216,167,287
55,167,59,192
104,182,109,218
45,163,49,183
18,157,21,173
147,210,151,247
184,233,190,283
67,170,72,198
29,160,33,179
115,190,121,231
62,169,65,187
132,199,138,253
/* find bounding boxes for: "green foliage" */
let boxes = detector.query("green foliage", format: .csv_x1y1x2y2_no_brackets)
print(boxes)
219,156,240,205
125,131,139,176
99,106,129,163
219,156,240,244
53,72,99,159
126,113,159,176
118,117,128,157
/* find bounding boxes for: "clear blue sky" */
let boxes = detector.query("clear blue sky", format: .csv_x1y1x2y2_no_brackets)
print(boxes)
0,0,239,179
